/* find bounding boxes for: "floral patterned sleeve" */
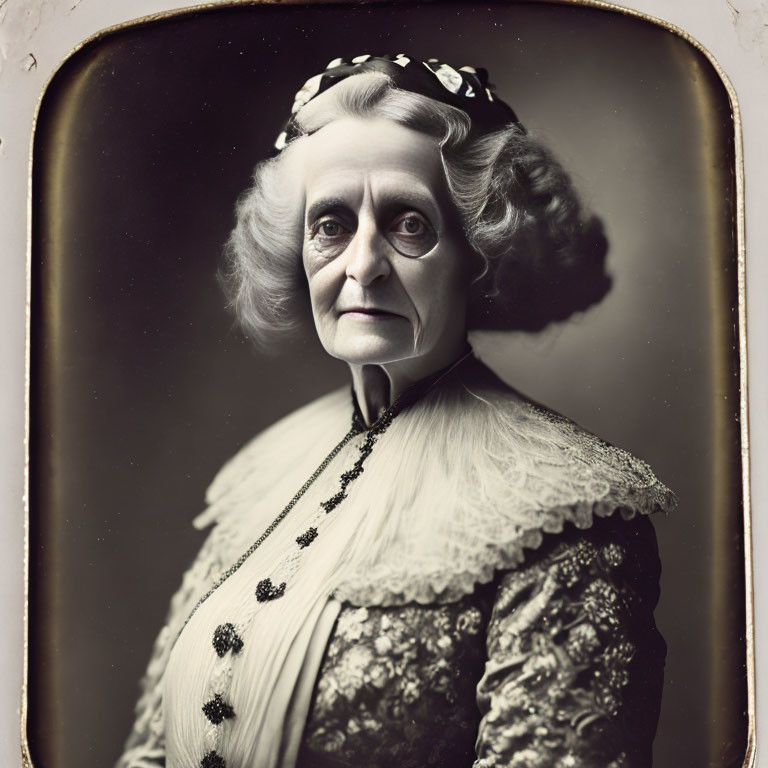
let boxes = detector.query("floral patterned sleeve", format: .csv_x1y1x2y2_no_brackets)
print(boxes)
474,514,666,768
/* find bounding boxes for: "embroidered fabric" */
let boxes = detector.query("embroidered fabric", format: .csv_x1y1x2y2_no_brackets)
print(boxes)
298,591,493,768
295,514,664,768
474,513,664,768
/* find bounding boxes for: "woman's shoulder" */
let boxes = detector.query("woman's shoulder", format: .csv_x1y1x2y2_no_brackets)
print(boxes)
193,385,351,530
455,357,677,521
333,357,675,607
502,511,662,597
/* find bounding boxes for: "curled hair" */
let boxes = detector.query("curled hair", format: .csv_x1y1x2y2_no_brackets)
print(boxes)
221,73,610,347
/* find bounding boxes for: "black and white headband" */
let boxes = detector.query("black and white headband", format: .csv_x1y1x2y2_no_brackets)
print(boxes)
274,53,524,151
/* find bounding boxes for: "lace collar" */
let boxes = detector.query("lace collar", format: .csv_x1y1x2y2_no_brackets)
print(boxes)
194,356,675,606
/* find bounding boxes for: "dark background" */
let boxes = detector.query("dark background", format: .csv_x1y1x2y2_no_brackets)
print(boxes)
29,2,745,767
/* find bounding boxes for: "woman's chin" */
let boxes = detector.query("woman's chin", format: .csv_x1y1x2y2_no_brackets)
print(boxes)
325,335,415,367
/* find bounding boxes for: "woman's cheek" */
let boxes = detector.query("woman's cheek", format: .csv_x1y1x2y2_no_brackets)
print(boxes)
309,269,339,320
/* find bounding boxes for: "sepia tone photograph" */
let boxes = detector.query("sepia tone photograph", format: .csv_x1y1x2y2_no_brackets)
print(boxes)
26,3,748,768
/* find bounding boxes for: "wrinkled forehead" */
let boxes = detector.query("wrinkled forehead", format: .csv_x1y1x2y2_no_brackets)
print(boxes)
290,117,450,213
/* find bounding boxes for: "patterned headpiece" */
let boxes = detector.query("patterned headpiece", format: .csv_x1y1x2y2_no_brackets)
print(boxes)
274,53,524,151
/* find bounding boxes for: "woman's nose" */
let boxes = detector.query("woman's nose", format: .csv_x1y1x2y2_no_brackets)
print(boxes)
345,221,391,286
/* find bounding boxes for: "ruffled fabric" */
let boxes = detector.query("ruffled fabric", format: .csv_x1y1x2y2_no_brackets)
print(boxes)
165,397,369,768
196,357,675,608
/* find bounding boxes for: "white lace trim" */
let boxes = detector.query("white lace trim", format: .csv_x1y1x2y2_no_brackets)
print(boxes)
195,361,675,607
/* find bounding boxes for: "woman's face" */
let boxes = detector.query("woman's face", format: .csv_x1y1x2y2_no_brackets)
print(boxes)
297,117,472,368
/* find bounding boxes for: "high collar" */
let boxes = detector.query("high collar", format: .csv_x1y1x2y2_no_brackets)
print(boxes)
349,349,476,432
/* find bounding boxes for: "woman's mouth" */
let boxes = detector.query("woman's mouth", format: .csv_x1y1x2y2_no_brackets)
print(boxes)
339,308,402,320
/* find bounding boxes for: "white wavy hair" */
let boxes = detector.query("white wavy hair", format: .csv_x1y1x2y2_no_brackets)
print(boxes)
220,73,610,349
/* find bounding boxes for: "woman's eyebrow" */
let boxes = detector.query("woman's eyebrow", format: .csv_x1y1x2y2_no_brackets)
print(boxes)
375,189,442,222
306,197,349,224
305,188,442,225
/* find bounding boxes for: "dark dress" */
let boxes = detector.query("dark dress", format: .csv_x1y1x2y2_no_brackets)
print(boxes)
298,514,664,768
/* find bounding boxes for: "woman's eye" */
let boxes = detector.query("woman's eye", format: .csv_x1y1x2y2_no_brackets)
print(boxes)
313,218,348,238
389,213,438,257
395,215,426,235
319,220,343,237
309,216,352,258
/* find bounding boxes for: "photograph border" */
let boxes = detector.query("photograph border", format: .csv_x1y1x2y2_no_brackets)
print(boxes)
17,1,754,766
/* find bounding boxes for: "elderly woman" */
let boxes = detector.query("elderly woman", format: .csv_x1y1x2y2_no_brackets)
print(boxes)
118,55,675,768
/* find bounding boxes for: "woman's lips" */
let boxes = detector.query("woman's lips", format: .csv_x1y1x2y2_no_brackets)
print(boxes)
339,308,403,320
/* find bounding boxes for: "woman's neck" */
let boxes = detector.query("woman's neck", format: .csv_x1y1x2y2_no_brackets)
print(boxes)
348,340,471,426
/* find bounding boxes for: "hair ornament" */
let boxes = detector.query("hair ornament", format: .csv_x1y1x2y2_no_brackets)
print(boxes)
273,53,524,151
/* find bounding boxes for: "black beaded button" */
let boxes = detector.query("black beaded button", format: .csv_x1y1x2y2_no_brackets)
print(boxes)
296,527,318,549
200,750,226,768
255,578,286,602
359,442,374,458
340,467,362,488
202,693,236,725
212,623,244,658
321,490,347,513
